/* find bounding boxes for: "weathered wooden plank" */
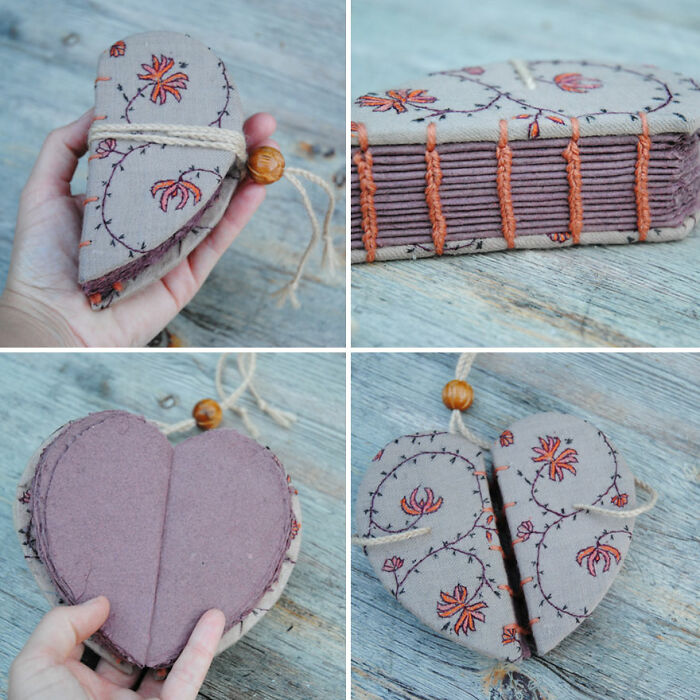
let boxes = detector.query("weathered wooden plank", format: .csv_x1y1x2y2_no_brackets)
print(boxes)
0,0,345,347
350,0,700,348
351,352,699,699
0,351,345,699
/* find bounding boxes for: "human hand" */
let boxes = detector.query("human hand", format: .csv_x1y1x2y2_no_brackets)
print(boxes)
9,597,226,700
0,109,277,347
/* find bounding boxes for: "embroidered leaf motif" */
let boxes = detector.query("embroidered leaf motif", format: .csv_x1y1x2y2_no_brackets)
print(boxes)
356,89,437,114
151,178,202,212
554,72,603,93
576,542,621,577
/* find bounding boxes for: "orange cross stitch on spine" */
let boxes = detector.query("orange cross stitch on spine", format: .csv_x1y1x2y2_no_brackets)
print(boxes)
562,117,583,244
425,122,447,255
353,122,379,262
635,111,651,241
496,119,516,248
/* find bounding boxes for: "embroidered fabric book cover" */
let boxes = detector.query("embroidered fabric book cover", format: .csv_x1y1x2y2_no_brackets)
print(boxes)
351,60,700,262
79,32,244,308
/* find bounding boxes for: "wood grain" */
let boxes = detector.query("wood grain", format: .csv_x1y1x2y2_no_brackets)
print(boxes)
350,0,700,348
0,0,345,347
0,352,345,699
351,352,699,699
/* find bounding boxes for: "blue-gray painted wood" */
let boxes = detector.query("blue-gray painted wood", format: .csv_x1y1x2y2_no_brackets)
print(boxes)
352,352,699,699
350,0,700,348
0,351,345,699
0,0,345,348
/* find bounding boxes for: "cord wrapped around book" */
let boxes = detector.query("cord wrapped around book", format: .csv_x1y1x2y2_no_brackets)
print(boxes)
351,59,700,262
80,31,338,310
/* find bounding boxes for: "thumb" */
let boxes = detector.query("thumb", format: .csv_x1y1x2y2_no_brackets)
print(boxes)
21,596,110,662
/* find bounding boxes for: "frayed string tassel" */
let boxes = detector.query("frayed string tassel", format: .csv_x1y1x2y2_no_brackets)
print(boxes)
272,167,339,308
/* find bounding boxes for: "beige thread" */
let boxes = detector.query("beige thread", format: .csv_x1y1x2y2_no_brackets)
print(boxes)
154,353,296,440
351,527,432,546
88,122,248,159
573,477,658,517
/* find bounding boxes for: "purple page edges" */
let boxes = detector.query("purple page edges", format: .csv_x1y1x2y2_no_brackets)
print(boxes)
351,131,700,249
29,411,292,668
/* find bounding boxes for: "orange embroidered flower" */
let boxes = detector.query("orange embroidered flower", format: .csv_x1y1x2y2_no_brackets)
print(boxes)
151,178,201,212
382,556,404,572
576,542,621,577
138,55,189,105
356,89,437,114
291,518,301,539
499,430,514,447
109,40,125,58
531,436,578,481
548,232,572,243
611,493,629,508
554,72,603,93
437,584,487,635
502,624,519,644
94,138,117,159
400,487,443,516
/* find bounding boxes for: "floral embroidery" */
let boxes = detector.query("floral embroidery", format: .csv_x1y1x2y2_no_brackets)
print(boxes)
516,520,534,542
462,66,484,75
576,542,621,577
151,178,202,212
501,624,519,644
499,430,514,447
548,232,572,243
611,493,628,508
382,556,403,572
372,448,384,462
137,55,189,105
400,487,443,516
554,72,603,93
109,40,125,58
291,518,300,539
531,436,578,481
437,584,488,636
18,489,31,504
356,89,437,114
94,139,118,160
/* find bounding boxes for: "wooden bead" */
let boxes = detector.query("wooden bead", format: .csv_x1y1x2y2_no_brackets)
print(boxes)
442,380,474,411
247,146,285,184
192,399,222,430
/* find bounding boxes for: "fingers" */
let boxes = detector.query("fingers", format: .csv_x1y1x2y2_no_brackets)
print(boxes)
95,657,141,688
24,108,94,199
159,609,225,700
21,597,110,663
243,112,276,148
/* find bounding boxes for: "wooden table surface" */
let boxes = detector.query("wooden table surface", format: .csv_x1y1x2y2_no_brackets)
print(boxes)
0,351,345,699
0,0,345,348
351,352,699,700
350,0,700,348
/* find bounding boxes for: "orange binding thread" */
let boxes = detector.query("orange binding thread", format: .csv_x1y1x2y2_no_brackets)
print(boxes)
474,470,487,476
562,117,583,244
78,240,92,248
113,281,124,293
83,197,98,205
496,119,516,248
529,617,540,626
520,577,533,586
489,545,506,558
425,122,447,255
502,501,516,510
352,122,378,262
494,465,510,472
498,584,514,596
92,114,107,121
635,111,651,242
94,76,111,84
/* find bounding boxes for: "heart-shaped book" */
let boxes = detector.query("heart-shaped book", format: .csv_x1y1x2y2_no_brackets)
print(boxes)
355,413,636,660
351,60,700,262
15,411,301,669
79,32,244,309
